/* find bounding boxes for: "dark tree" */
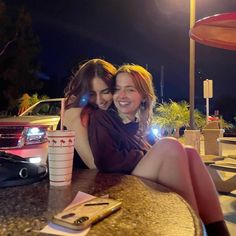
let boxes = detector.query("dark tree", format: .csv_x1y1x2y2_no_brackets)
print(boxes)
0,1,42,111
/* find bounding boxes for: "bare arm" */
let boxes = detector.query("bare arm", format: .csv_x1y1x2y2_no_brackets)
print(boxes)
63,108,96,169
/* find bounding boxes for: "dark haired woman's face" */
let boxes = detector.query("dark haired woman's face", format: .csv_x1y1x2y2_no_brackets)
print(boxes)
89,77,113,110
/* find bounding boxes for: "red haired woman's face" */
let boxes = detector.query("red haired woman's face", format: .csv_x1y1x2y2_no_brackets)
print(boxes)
113,72,143,120
89,77,113,110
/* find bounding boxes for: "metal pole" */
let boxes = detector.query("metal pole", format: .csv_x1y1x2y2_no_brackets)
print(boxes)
189,0,196,129
160,65,164,103
206,97,209,124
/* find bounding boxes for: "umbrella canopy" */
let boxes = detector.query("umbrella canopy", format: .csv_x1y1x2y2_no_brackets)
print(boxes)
189,12,236,51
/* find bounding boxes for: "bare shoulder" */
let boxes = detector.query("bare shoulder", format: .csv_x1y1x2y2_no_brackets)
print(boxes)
64,107,82,118
63,107,85,130
64,107,96,168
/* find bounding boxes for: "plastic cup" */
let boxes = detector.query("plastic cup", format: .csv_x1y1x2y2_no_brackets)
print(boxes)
47,130,75,186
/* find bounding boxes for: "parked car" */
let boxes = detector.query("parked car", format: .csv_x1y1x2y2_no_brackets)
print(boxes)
0,98,63,165
224,127,236,137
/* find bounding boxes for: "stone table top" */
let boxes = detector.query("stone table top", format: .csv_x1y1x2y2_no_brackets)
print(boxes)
0,169,202,236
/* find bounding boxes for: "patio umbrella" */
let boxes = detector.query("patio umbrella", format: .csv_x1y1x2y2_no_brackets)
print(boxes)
189,12,236,51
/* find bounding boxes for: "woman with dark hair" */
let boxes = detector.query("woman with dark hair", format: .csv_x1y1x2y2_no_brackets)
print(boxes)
62,58,117,168
88,64,229,235
65,58,116,111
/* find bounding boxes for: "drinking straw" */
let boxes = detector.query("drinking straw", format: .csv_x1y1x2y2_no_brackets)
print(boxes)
60,98,65,130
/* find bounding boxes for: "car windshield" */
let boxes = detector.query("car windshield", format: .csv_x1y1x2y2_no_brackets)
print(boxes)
23,101,61,116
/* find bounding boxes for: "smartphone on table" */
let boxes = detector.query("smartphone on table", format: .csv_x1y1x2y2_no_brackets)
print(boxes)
52,197,122,230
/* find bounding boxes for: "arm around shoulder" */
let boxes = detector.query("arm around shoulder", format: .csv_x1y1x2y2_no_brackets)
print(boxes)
88,109,144,173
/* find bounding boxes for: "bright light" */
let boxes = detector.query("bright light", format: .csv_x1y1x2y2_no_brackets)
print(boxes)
29,157,41,164
79,93,89,107
151,125,162,138
152,128,159,137
25,127,47,145
27,127,44,136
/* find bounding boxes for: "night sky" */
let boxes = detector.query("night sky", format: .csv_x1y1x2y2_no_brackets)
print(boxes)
7,0,236,111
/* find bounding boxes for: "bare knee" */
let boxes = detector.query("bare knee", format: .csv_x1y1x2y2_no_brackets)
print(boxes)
158,137,184,151
153,137,187,161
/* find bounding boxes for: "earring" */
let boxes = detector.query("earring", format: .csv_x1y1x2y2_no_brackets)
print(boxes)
140,100,146,111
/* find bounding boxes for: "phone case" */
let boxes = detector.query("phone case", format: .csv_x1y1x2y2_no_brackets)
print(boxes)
52,197,122,230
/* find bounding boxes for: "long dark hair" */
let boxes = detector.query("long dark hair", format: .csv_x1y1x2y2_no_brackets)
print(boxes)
64,59,117,109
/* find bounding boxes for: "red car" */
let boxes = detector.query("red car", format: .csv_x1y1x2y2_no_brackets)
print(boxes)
0,98,62,164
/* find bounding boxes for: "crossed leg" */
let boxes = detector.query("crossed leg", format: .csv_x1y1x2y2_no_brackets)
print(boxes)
132,137,224,224
185,146,224,224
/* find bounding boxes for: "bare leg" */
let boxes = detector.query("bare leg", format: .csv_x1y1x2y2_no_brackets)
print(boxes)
185,147,224,224
132,137,224,224
132,137,199,214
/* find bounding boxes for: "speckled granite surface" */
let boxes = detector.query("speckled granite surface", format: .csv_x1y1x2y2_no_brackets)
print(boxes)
0,169,202,236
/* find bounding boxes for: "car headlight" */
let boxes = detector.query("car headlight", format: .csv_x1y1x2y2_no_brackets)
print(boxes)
24,127,47,145
29,156,42,164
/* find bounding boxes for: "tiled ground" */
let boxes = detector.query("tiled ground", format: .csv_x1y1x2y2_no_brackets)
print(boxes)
200,138,236,235
219,177,236,235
